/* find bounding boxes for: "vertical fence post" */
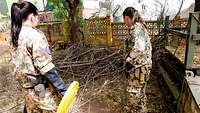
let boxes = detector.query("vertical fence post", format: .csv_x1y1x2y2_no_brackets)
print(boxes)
184,13,199,69
107,18,112,46
164,16,170,46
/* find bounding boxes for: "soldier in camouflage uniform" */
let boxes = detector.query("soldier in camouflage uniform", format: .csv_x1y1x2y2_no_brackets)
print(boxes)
10,1,67,112
123,7,152,113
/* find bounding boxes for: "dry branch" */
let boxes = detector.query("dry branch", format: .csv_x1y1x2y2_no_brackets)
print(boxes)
53,44,124,80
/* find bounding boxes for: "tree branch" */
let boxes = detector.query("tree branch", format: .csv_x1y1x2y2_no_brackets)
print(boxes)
173,0,184,20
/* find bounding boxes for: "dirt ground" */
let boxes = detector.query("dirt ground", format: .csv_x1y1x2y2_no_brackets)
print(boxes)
0,43,24,113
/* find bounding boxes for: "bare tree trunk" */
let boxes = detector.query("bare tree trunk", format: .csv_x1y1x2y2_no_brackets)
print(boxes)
69,8,78,43
65,0,80,43
194,0,200,12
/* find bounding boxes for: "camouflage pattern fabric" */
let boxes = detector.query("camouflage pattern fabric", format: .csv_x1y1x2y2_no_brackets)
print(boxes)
12,25,55,76
125,22,152,66
124,22,152,113
23,83,60,113
126,65,150,113
11,25,59,112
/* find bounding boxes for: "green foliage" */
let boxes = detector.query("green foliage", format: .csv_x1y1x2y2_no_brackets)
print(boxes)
48,0,85,36
92,16,106,30
48,0,68,20
96,23,104,31
77,16,86,29
48,0,69,37
75,0,84,30
77,0,84,13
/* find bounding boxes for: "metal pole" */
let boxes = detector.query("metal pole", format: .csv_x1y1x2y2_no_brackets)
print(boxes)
184,13,199,69
164,16,169,46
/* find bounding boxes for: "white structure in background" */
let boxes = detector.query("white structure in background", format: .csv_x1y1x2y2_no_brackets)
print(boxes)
82,0,134,21
142,0,195,20
99,0,111,17
170,3,195,19
83,0,99,19
83,0,194,21
110,0,195,21
111,0,138,22
1,0,47,16
82,0,150,21
0,0,18,16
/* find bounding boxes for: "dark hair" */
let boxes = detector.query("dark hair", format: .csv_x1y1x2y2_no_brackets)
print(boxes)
123,7,136,19
11,1,38,48
123,7,146,27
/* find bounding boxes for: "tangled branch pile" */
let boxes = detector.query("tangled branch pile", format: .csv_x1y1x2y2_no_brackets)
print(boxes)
52,44,126,112
53,44,125,83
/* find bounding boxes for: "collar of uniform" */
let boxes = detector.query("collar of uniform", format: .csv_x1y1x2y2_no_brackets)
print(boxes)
22,24,33,28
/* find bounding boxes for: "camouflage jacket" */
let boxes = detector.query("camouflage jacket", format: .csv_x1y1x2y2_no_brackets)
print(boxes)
125,22,152,67
12,26,55,76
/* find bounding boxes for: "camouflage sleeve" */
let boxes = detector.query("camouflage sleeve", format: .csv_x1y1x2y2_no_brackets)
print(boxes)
124,29,135,54
135,24,152,66
133,25,146,52
144,29,152,66
31,32,55,75
127,23,152,66
145,30,152,58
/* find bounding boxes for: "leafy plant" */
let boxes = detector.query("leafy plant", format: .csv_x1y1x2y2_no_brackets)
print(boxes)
48,0,85,42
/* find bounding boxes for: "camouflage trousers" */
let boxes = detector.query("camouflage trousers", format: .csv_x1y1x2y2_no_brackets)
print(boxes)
22,83,61,113
126,65,151,113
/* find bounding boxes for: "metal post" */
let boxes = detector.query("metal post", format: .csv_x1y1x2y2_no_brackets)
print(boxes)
184,13,199,69
164,16,170,29
164,16,170,45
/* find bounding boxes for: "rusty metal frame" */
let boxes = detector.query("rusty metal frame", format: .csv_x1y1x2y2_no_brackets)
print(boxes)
165,12,200,70
184,12,200,69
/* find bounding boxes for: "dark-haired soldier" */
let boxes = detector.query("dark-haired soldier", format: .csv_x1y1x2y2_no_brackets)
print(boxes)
123,7,152,113
10,1,67,112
